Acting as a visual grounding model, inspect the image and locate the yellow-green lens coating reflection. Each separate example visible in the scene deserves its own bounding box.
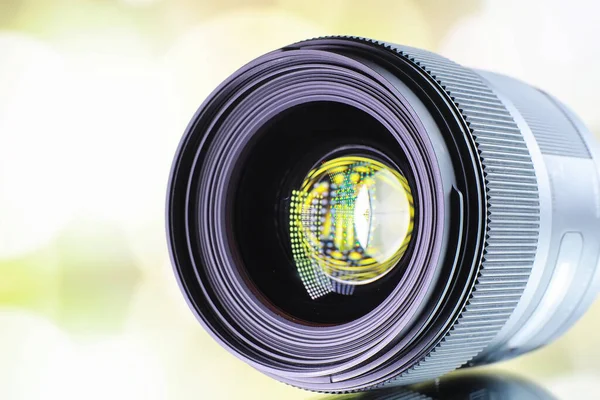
[289,156,414,299]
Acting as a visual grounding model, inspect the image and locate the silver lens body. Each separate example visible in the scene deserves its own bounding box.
[471,70,600,364]
[376,42,600,384]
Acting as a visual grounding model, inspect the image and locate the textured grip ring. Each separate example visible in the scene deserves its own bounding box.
[369,41,541,385]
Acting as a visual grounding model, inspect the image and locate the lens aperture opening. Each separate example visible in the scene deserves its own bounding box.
[290,156,414,299]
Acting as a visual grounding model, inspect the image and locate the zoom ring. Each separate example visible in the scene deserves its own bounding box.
[376,42,541,385]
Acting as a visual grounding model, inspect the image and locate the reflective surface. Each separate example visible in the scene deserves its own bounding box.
[317,371,556,399]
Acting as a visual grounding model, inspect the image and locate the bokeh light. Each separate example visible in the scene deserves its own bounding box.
[0,34,75,259]
[441,0,600,128]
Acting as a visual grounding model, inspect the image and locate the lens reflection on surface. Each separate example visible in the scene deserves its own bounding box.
[318,372,556,400]
[289,156,414,299]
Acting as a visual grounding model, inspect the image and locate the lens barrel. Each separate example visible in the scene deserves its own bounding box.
[167,36,600,392]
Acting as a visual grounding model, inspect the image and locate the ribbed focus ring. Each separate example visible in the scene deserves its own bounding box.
[371,42,542,385]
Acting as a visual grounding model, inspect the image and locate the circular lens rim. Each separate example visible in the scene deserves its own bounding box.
[176,48,445,371]
[166,37,487,392]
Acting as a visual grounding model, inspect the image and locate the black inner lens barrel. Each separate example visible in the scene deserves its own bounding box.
[233,101,418,324]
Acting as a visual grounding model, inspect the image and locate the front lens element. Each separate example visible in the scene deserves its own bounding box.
[290,156,414,299]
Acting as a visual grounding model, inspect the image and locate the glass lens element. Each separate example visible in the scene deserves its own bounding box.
[290,156,414,299]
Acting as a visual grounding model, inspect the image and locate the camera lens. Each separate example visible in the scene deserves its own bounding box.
[167,36,600,392]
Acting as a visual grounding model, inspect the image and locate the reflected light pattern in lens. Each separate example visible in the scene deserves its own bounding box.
[290,156,414,299]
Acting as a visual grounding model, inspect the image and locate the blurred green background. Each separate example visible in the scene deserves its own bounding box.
[1,0,599,399]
